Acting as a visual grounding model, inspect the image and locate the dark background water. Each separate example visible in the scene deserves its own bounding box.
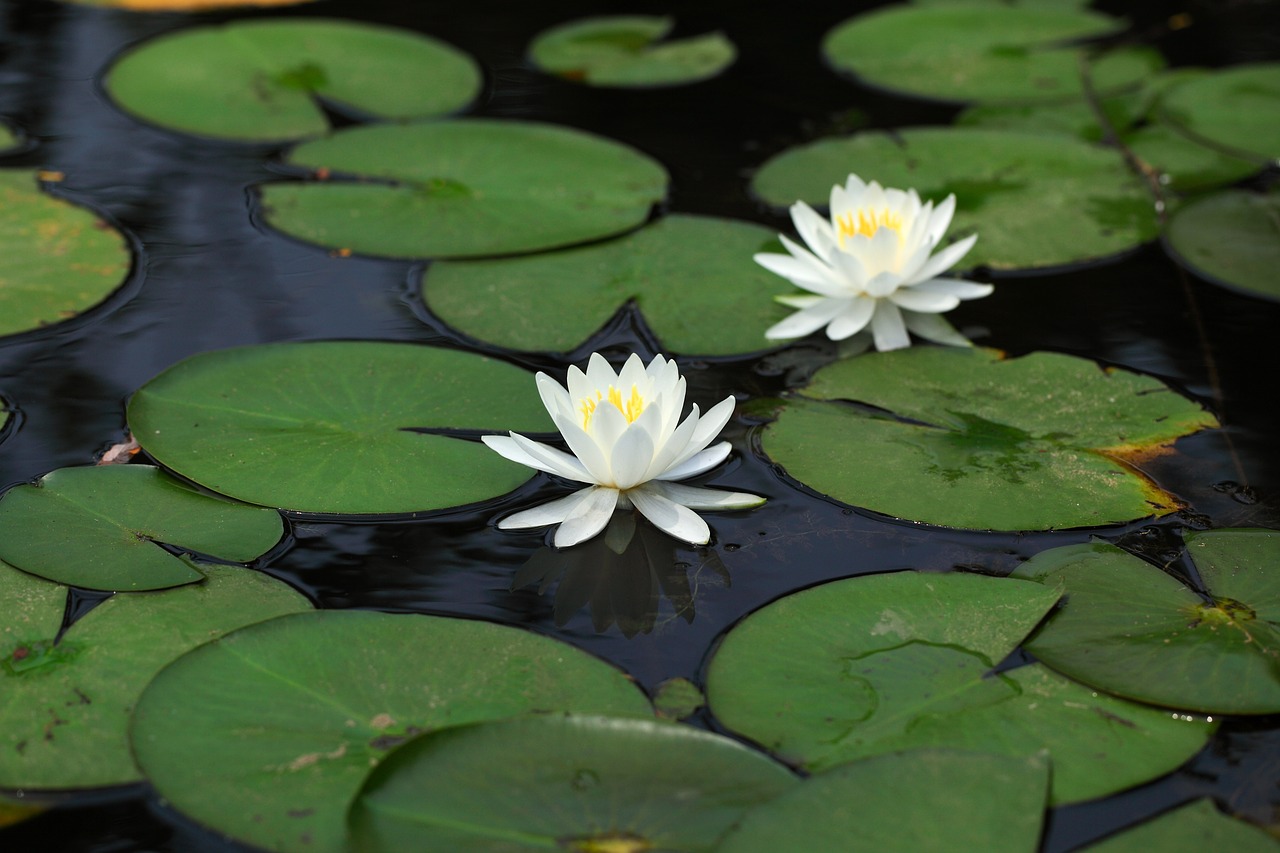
[0,0,1278,849]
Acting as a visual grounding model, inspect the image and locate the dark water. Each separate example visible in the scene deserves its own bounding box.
[0,0,1278,849]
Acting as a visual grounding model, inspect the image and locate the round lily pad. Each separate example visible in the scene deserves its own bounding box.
[351,714,796,852]
[0,465,284,591]
[423,215,790,354]
[762,347,1217,530]
[822,5,1161,105]
[705,571,1215,804]
[1012,530,1280,714]
[105,19,480,143]
[716,749,1048,853]
[1159,63,1280,161]
[751,127,1159,272]
[0,563,311,790]
[127,342,552,515]
[0,170,131,338]
[261,119,668,259]
[529,16,736,87]
[1086,798,1280,852]
[131,611,654,853]
[1165,189,1280,302]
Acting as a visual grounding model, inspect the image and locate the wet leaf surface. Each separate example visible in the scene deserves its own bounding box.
[1085,798,1280,851]
[1165,189,1280,302]
[1159,63,1280,162]
[529,15,736,87]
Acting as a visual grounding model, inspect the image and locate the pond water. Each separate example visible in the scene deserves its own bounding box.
[0,0,1278,850]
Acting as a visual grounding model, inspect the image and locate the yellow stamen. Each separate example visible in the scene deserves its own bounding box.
[580,384,647,430]
[835,208,902,247]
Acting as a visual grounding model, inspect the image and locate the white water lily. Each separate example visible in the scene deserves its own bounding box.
[482,353,764,548]
[755,173,993,351]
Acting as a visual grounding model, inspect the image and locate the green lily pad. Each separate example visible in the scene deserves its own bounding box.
[654,677,705,721]
[0,170,131,338]
[1012,530,1280,715]
[1086,798,1280,852]
[1159,63,1280,162]
[1165,189,1280,302]
[716,749,1048,853]
[423,215,790,354]
[127,342,552,515]
[529,16,736,87]
[822,5,1161,105]
[260,120,668,259]
[104,19,480,142]
[705,571,1215,805]
[350,714,796,852]
[762,347,1217,530]
[0,465,284,591]
[131,611,654,853]
[0,563,311,790]
[751,127,1159,272]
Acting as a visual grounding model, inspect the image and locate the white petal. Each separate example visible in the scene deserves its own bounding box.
[754,251,846,297]
[825,297,876,340]
[497,486,597,529]
[588,401,629,457]
[870,301,911,351]
[864,270,902,298]
[916,277,994,300]
[553,413,612,484]
[858,226,902,277]
[826,247,869,291]
[617,352,648,391]
[535,373,573,421]
[649,481,766,510]
[888,287,961,313]
[628,486,711,545]
[643,405,699,482]
[775,294,824,309]
[924,194,957,247]
[681,397,735,461]
[912,233,977,283]
[790,202,839,263]
[657,442,731,481]
[565,364,591,407]
[764,297,849,340]
[903,310,973,347]
[585,352,618,390]
[554,487,620,548]
[610,425,656,490]
[507,433,593,482]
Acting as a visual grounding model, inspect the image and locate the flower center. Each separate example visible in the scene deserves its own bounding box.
[835,207,903,247]
[580,384,646,430]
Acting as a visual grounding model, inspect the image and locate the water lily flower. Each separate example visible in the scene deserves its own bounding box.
[755,173,993,351]
[482,353,764,548]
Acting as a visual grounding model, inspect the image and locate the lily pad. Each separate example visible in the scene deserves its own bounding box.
[127,342,552,515]
[0,563,311,790]
[705,571,1215,804]
[1159,63,1280,162]
[716,749,1048,853]
[1086,798,1280,852]
[1165,189,1280,302]
[0,465,284,591]
[762,347,1217,530]
[822,5,1161,105]
[105,19,480,142]
[350,714,796,852]
[261,120,668,259]
[0,170,132,338]
[751,127,1159,272]
[130,611,654,853]
[1012,530,1280,714]
[423,215,790,354]
[529,16,736,87]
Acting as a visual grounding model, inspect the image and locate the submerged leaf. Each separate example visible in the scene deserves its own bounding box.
[529,15,736,87]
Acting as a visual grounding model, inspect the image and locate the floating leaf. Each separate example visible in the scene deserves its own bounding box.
[131,611,654,853]
[1013,530,1280,714]
[0,563,310,790]
[1165,189,1280,302]
[0,170,131,338]
[128,342,552,515]
[0,465,284,591]
[261,120,668,258]
[751,127,1159,272]
[350,714,796,852]
[0,125,19,152]
[821,5,1161,105]
[105,19,480,142]
[705,571,1215,804]
[529,15,735,87]
[1086,798,1280,852]
[716,749,1048,853]
[423,215,789,354]
[654,677,705,721]
[1159,63,1280,162]
[762,347,1217,530]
